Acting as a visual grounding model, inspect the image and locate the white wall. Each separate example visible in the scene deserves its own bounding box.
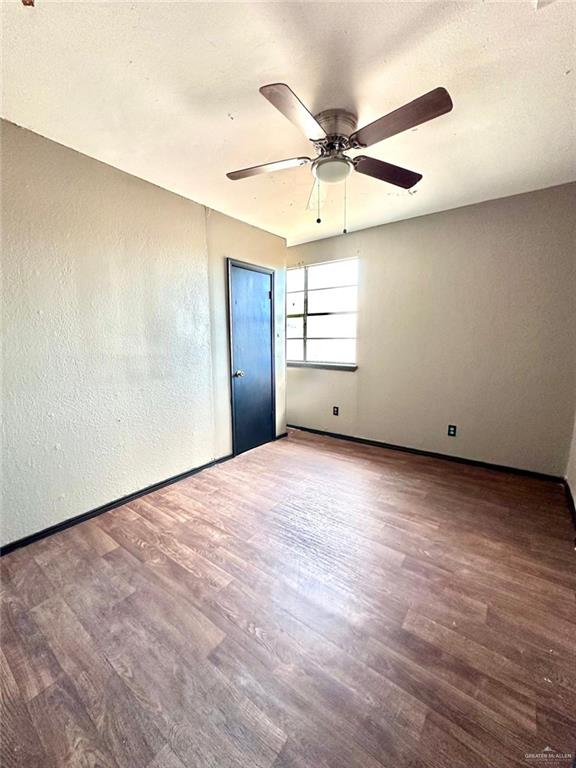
[1,121,286,546]
[287,184,576,476]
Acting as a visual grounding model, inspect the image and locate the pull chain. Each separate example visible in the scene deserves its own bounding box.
[316,180,321,224]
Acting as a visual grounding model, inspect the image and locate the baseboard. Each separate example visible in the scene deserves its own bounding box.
[1,432,290,557]
[0,452,234,557]
[564,480,576,530]
[2,428,566,557]
[287,424,564,483]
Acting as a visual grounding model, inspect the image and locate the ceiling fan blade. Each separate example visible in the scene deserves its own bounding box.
[350,87,453,148]
[353,155,422,189]
[260,83,326,141]
[227,156,311,180]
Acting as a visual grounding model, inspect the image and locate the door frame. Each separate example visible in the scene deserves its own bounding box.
[226,258,276,456]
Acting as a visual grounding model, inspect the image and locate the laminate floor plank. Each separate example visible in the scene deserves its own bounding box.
[31,595,164,767]
[0,548,52,610]
[146,744,188,768]
[210,635,400,768]
[1,429,574,767]
[0,584,63,702]
[27,675,120,768]
[0,648,51,768]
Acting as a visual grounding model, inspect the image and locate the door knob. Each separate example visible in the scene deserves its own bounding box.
[233,369,246,377]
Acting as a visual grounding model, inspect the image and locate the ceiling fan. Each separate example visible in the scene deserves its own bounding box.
[226,83,453,190]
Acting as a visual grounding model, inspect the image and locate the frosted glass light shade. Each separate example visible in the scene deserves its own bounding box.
[312,157,352,184]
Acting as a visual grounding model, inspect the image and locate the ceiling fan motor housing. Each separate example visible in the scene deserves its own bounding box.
[314,108,358,138]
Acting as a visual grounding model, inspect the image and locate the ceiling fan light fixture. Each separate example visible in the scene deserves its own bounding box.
[312,156,352,184]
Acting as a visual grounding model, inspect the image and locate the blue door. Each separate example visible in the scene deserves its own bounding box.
[228,260,275,455]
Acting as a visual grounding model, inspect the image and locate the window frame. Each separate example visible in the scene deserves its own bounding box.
[286,258,358,372]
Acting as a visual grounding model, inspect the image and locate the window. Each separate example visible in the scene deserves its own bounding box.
[286,258,358,368]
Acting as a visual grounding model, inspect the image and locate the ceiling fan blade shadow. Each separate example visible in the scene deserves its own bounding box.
[354,156,422,189]
[227,156,311,180]
[351,87,453,148]
[260,83,326,141]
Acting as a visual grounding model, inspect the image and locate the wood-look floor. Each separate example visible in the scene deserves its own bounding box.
[1,429,575,768]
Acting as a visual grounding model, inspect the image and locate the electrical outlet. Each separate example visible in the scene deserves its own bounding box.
[447,424,457,437]
[333,406,339,416]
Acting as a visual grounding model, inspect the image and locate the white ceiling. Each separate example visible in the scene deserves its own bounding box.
[2,1,575,245]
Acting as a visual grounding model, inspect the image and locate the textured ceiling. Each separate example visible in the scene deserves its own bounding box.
[2,1,575,245]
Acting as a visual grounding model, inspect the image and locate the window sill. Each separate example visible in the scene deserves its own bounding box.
[287,362,358,372]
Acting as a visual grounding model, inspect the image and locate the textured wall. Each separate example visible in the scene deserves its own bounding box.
[287,184,576,475]
[1,121,286,546]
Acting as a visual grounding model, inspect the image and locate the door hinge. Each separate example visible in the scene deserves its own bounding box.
[269,290,272,300]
